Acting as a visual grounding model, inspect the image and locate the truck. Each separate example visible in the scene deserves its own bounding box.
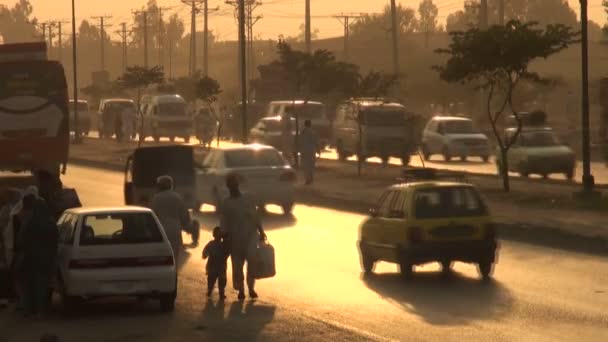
[0,42,70,176]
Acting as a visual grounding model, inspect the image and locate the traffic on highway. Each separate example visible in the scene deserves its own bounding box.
[1,5,608,341]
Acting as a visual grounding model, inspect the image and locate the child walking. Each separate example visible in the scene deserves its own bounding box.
[202,227,228,300]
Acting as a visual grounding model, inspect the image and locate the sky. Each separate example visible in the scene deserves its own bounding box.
[2,0,607,41]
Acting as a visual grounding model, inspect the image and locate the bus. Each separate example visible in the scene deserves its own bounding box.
[0,42,70,175]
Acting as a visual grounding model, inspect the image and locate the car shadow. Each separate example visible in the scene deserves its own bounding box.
[428,159,489,166]
[363,270,513,326]
[198,299,276,339]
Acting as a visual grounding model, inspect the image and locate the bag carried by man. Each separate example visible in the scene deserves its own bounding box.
[251,240,275,279]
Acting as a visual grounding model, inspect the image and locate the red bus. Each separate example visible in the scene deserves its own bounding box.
[0,42,70,175]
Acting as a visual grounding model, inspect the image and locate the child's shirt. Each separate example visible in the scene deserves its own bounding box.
[202,239,228,274]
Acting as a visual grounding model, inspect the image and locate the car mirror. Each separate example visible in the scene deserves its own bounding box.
[369,208,378,218]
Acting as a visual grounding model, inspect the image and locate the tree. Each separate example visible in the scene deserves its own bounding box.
[445,1,479,32]
[0,0,38,43]
[118,65,165,145]
[350,4,418,40]
[434,20,578,191]
[197,76,222,107]
[418,0,439,46]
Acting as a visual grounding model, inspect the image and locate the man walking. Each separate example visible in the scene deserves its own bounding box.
[299,120,318,185]
[216,174,266,300]
[149,176,191,262]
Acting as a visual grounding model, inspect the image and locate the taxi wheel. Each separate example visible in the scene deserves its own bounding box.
[160,292,176,312]
[565,169,575,181]
[169,136,176,142]
[184,136,191,143]
[399,260,414,279]
[442,147,452,162]
[380,155,390,166]
[460,155,467,162]
[482,155,490,163]
[478,261,493,281]
[441,261,453,274]
[153,135,160,142]
[421,145,431,161]
[400,155,411,166]
[281,203,294,215]
[359,243,375,274]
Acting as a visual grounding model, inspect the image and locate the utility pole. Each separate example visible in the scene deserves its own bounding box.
[134,10,149,68]
[183,1,204,76]
[202,0,220,76]
[116,23,131,72]
[56,21,70,63]
[92,15,113,71]
[40,22,47,43]
[239,0,247,143]
[157,6,171,70]
[47,22,55,57]
[305,0,311,53]
[390,0,400,75]
[71,0,80,142]
[579,0,595,194]
[246,1,262,85]
[334,13,363,62]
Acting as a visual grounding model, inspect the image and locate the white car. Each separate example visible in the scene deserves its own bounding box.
[421,116,491,162]
[196,144,296,214]
[55,207,177,312]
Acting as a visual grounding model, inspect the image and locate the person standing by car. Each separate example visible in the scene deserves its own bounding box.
[19,194,58,317]
[121,105,136,142]
[299,120,318,185]
[0,189,24,309]
[215,174,266,300]
[149,175,191,262]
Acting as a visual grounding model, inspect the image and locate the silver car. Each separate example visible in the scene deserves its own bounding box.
[421,116,491,162]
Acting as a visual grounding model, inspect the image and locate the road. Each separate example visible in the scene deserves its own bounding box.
[86,131,608,184]
[2,165,607,341]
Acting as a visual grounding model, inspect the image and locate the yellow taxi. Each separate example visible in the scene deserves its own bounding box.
[358,171,497,280]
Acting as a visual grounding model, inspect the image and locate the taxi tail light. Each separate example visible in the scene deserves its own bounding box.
[484,224,496,240]
[408,227,424,243]
[280,171,296,182]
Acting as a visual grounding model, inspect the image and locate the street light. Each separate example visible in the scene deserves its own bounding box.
[71,0,81,143]
[579,0,595,195]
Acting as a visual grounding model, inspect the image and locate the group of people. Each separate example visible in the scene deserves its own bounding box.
[0,171,81,317]
[281,115,319,185]
[150,173,266,301]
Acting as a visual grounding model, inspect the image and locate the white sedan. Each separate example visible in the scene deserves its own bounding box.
[196,144,296,214]
[55,207,177,313]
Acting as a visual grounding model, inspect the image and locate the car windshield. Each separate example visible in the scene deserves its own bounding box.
[286,103,324,119]
[414,187,487,219]
[441,120,477,134]
[360,109,405,126]
[80,213,163,245]
[159,102,187,116]
[224,148,287,168]
[519,131,560,147]
[104,102,134,113]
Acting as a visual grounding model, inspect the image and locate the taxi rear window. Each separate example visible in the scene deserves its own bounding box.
[414,186,487,219]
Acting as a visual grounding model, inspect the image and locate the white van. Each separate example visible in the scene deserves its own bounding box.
[139,94,193,142]
[265,100,331,147]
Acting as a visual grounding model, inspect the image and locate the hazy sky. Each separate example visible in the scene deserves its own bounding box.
[3,0,607,40]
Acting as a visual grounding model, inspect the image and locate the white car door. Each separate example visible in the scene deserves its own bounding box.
[196,151,225,206]
[56,213,79,287]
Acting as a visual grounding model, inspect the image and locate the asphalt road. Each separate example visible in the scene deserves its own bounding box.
[85,131,608,184]
[2,165,607,341]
